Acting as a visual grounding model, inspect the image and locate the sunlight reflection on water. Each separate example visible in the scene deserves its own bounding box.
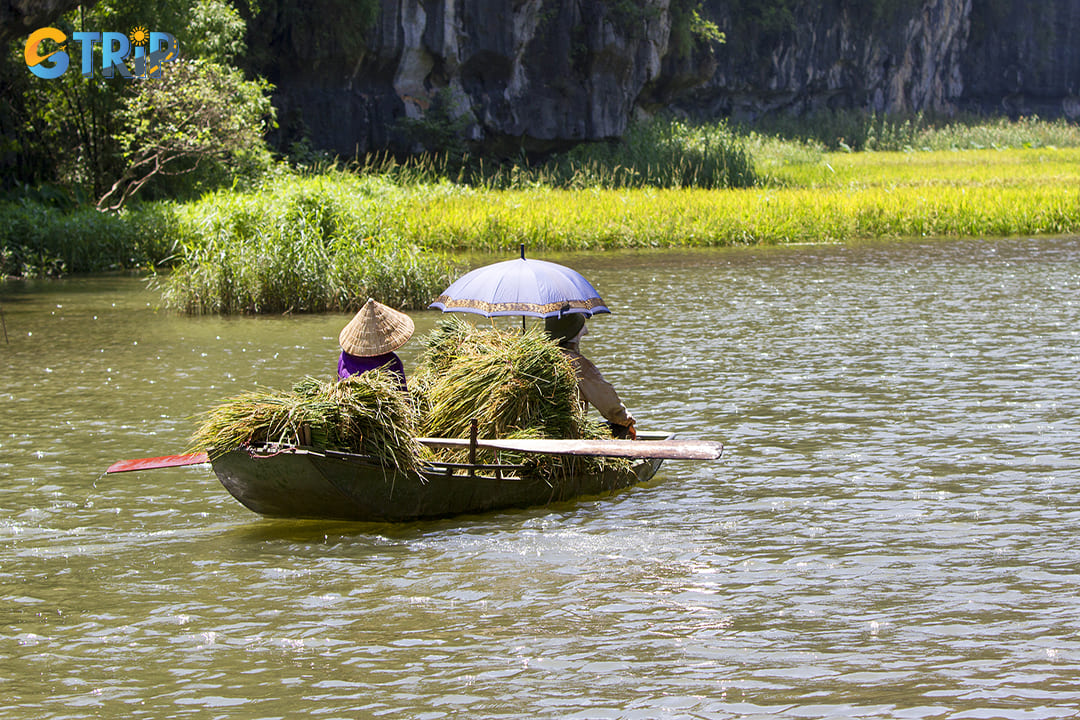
[2,236,1080,718]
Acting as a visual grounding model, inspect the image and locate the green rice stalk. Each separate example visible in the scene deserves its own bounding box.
[412,316,634,477]
[190,371,425,472]
[415,317,584,439]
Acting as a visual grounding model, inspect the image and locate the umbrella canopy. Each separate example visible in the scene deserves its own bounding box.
[429,251,610,319]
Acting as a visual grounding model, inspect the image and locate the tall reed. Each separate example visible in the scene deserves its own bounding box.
[352,116,757,190]
[0,200,178,277]
[158,173,458,314]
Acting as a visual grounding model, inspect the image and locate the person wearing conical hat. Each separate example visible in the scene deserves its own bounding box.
[338,298,415,390]
[545,310,636,440]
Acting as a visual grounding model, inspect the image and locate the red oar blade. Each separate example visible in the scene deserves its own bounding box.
[106,452,210,474]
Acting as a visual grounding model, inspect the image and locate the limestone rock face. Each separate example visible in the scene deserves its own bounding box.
[251,0,1080,156]
[959,0,1080,118]
[672,0,971,121]
[11,0,1080,157]
[263,0,675,156]
[392,0,672,150]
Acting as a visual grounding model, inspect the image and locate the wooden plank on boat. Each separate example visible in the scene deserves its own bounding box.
[415,436,723,460]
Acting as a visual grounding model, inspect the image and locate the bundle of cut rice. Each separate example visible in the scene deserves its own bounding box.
[414,316,596,441]
[412,317,631,478]
[189,371,424,472]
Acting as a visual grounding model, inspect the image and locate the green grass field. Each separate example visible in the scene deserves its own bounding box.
[380,146,1080,249]
[4,117,1079,312]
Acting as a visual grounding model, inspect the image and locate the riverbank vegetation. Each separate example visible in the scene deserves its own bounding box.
[156,174,458,313]
[4,114,1080,314]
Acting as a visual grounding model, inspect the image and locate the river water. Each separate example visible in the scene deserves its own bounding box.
[2,236,1079,719]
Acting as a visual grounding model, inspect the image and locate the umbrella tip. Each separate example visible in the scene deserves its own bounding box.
[520,243,525,259]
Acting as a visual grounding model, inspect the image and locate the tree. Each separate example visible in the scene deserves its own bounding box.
[97,58,274,210]
[5,0,276,204]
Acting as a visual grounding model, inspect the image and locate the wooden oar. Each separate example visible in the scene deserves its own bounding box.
[106,452,210,474]
[415,437,723,460]
[106,437,723,474]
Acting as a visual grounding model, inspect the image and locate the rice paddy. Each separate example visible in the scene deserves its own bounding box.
[5,117,1079,307]
[394,146,1080,249]
[160,144,1080,281]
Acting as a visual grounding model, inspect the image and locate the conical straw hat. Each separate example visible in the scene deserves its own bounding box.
[339,298,415,356]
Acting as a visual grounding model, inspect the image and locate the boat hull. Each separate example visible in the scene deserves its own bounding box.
[211,444,665,522]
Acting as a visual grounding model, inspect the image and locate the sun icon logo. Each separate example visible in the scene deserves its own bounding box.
[129,26,150,46]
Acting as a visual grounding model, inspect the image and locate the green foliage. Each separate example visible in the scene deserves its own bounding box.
[688,8,725,43]
[4,0,274,205]
[0,199,178,277]
[183,0,248,64]
[16,63,127,199]
[670,0,725,56]
[157,172,458,314]
[100,58,275,209]
[601,0,722,52]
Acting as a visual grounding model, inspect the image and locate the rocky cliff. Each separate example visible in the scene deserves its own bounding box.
[674,0,970,120]
[960,0,1080,117]
[243,0,1080,157]
[251,0,678,156]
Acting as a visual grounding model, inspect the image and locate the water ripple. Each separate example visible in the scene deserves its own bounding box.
[3,238,1080,718]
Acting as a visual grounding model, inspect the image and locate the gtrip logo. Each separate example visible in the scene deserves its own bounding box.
[25,27,179,79]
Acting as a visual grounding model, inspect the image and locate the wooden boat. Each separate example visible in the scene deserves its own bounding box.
[106,432,722,522]
[211,432,675,522]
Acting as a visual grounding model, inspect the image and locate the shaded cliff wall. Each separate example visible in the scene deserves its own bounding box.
[247,0,675,157]
[960,0,1080,118]
[669,0,969,121]
[244,0,1080,157]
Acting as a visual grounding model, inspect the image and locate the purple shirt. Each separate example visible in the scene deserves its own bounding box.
[338,351,407,391]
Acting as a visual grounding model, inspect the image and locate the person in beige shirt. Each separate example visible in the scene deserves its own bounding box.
[545,312,637,439]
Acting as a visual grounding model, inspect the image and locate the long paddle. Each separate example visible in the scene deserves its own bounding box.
[106,437,723,474]
[415,437,723,460]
